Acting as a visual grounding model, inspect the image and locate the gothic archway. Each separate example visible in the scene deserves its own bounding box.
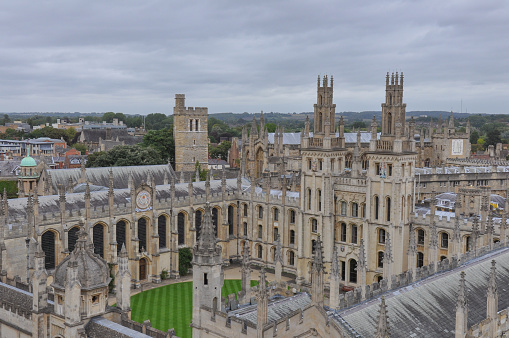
[255,148,264,178]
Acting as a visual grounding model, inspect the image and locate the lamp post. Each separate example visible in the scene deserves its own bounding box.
[25,237,30,284]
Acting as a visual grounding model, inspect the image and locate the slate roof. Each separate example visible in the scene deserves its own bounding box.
[46,164,176,191]
[337,247,509,338]
[85,317,151,338]
[267,132,380,145]
[228,293,311,325]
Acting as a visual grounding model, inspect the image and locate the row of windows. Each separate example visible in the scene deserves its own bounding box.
[253,244,296,265]
[338,201,366,218]
[250,223,296,245]
[377,228,450,249]
[249,205,296,223]
[334,223,360,244]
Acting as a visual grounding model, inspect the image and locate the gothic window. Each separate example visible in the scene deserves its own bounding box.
[349,259,358,283]
[68,226,79,252]
[386,197,391,222]
[228,205,234,236]
[345,154,352,169]
[311,240,316,254]
[243,222,248,236]
[441,232,449,248]
[243,203,248,217]
[352,203,358,217]
[177,213,185,245]
[273,228,278,242]
[138,218,147,252]
[308,189,312,210]
[258,206,263,219]
[189,119,193,131]
[388,113,392,134]
[258,225,263,239]
[116,220,126,254]
[311,219,318,233]
[290,230,295,245]
[41,230,55,270]
[289,251,295,266]
[158,215,167,249]
[340,223,347,242]
[341,261,346,281]
[378,228,386,244]
[351,225,358,244]
[341,201,347,216]
[289,210,296,224]
[195,119,199,131]
[417,229,425,245]
[317,190,322,211]
[388,164,393,176]
[273,208,279,222]
[257,245,263,259]
[465,236,471,252]
[195,210,202,241]
[374,196,379,219]
[212,208,219,237]
[93,224,104,258]
[377,251,384,268]
[417,252,424,267]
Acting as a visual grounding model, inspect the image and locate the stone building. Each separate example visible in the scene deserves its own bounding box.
[173,94,208,172]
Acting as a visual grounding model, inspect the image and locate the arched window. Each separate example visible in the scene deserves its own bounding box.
[352,203,358,217]
[243,204,248,217]
[290,230,295,245]
[68,227,79,252]
[195,210,202,241]
[273,228,279,242]
[243,222,248,236]
[289,251,295,266]
[177,213,186,245]
[378,251,384,268]
[378,228,386,244]
[417,229,425,245]
[417,252,424,267]
[308,189,312,210]
[189,119,193,131]
[258,225,263,239]
[317,189,322,211]
[93,224,104,258]
[349,259,357,283]
[138,218,147,252]
[386,197,391,222]
[257,245,263,259]
[273,208,279,222]
[345,154,352,169]
[465,236,471,252]
[311,239,316,254]
[289,210,296,224]
[195,119,199,131]
[341,201,347,216]
[41,231,56,270]
[116,220,126,254]
[340,223,347,242]
[351,225,358,244]
[312,219,318,233]
[158,215,167,249]
[388,112,392,134]
[258,206,263,219]
[374,196,379,220]
[212,208,218,237]
[441,232,449,248]
[228,205,234,236]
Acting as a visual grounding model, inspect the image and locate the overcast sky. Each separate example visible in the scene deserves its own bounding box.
[0,0,507,115]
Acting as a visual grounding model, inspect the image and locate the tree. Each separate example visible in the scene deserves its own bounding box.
[209,141,231,161]
[72,143,87,155]
[352,121,366,129]
[265,122,277,132]
[179,247,193,276]
[86,145,165,167]
[145,113,172,130]
[192,161,208,181]
[141,128,175,165]
[486,128,502,147]
[470,130,479,145]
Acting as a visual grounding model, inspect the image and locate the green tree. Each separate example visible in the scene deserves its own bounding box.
[72,143,87,155]
[192,161,208,181]
[209,141,231,161]
[486,128,502,147]
[86,145,165,167]
[470,130,479,144]
[352,121,366,129]
[265,122,277,132]
[145,113,172,130]
[141,128,175,165]
[178,248,193,276]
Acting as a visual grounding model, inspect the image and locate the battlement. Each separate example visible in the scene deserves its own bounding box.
[174,106,208,116]
[385,71,404,89]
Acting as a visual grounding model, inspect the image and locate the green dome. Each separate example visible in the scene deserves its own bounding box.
[20,156,37,167]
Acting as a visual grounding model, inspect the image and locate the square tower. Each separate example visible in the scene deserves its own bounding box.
[173,94,209,172]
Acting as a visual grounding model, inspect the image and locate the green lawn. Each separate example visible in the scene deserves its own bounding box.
[131,279,258,338]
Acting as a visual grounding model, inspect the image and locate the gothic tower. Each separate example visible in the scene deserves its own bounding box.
[381,72,406,145]
[313,75,336,136]
[192,203,224,338]
[173,94,209,172]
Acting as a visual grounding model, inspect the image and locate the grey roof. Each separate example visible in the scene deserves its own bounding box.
[80,128,139,143]
[228,293,311,325]
[267,132,380,145]
[338,247,509,338]
[86,317,151,338]
[46,164,176,191]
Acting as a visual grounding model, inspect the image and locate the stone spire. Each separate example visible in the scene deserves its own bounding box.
[375,296,390,338]
[358,238,367,298]
[304,115,310,137]
[32,242,48,313]
[239,242,252,303]
[408,225,417,277]
[486,260,498,322]
[116,243,131,313]
[108,167,114,197]
[330,245,341,309]
[455,271,468,338]
[501,210,507,245]
[471,216,480,252]
[311,235,324,305]
[428,221,438,271]
[486,212,494,249]
[383,232,393,287]
[196,203,218,252]
[250,116,258,139]
[274,234,283,285]
[195,165,200,182]
[256,267,268,337]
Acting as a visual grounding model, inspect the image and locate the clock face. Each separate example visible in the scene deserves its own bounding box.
[136,191,151,209]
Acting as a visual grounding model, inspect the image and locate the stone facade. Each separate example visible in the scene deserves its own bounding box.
[173,94,208,172]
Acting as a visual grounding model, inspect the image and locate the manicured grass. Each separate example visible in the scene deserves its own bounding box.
[131,279,258,338]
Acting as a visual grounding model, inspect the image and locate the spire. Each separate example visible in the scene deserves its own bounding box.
[375,296,390,338]
[108,167,114,197]
[196,203,217,252]
[312,235,324,272]
[383,232,393,265]
[304,115,310,137]
[274,234,283,264]
[331,245,340,278]
[195,166,200,182]
[408,225,417,254]
[455,271,468,338]
[429,221,438,248]
[449,111,455,129]
[488,260,497,296]
[250,116,258,138]
[457,271,467,309]
[358,238,366,269]
[84,182,90,200]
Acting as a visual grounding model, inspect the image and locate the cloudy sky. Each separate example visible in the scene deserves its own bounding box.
[0,0,507,115]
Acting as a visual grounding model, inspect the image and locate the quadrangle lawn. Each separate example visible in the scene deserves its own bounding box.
[131,279,258,338]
